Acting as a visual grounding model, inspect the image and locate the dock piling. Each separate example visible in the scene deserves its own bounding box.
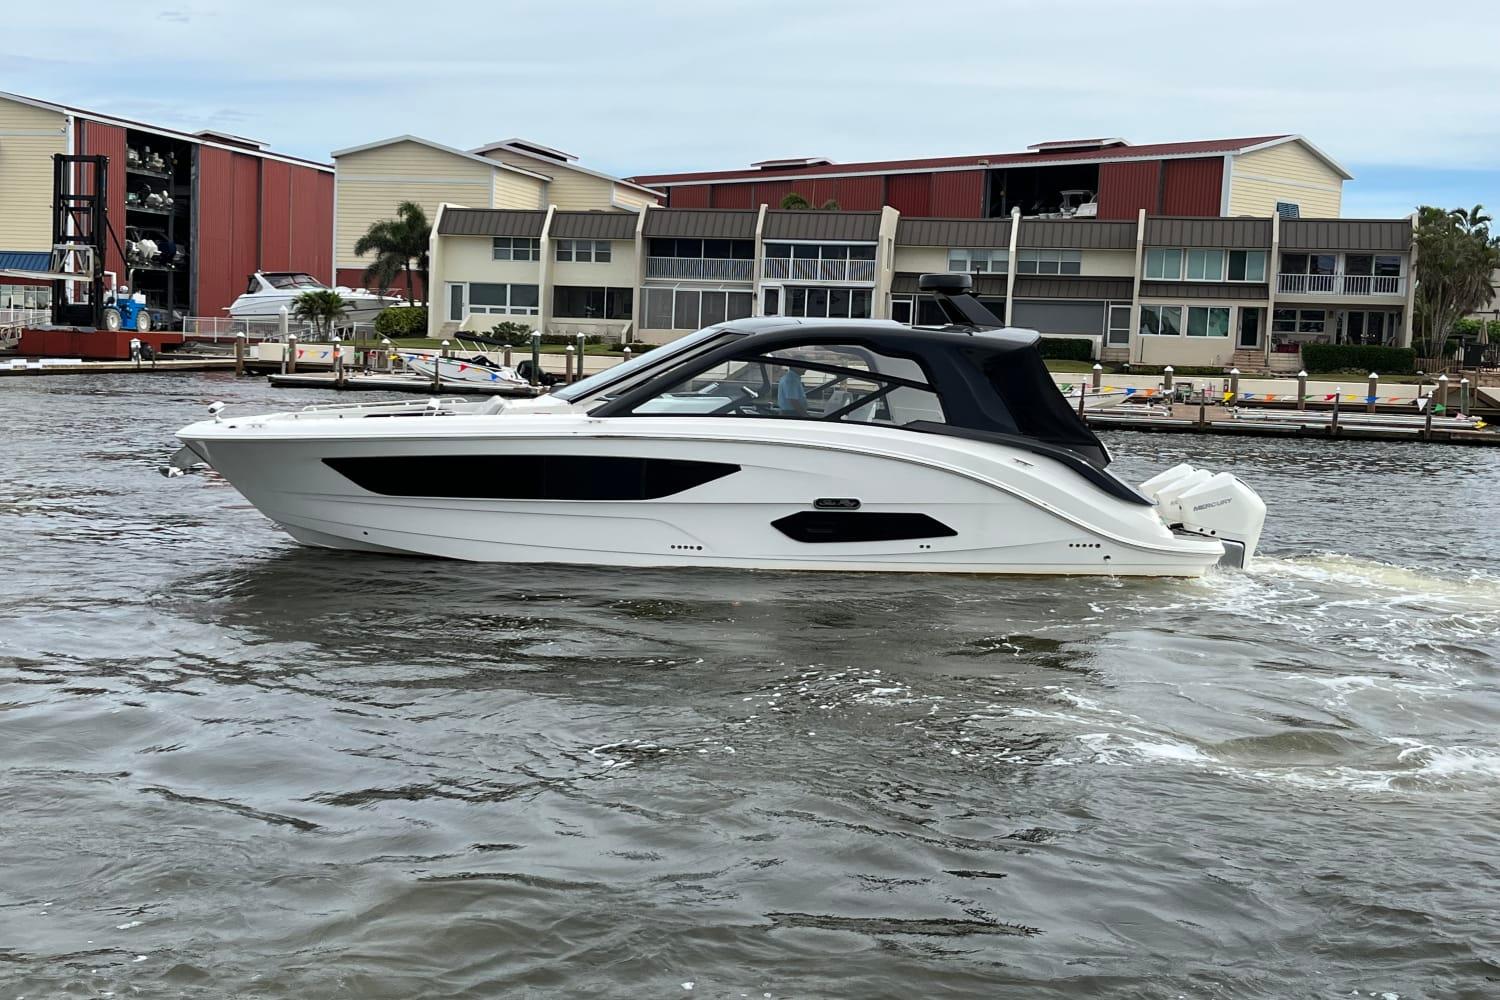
[1461,377,1470,416]
[565,345,576,384]
[1091,363,1102,390]
[623,346,632,366]
[382,338,393,373]
[1331,387,1341,436]
[285,334,298,374]
[1367,372,1378,413]
[332,337,344,387]
[1424,392,1435,441]
[1162,365,1173,392]
[1228,367,1240,409]
[234,332,246,376]
[1438,373,1449,414]
[576,334,587,382]
[1297,370,1308,411]
[529,331,541,387]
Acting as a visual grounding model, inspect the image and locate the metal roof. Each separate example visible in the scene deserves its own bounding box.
[1145,217,1272,248]
[550,211,639,240]
[437,208,547,238]
[1017,220,1137,250]
[1014,277,1135,300]
[0,89,332,172]
[0,250,51,271]
[1280,218,1412,252]
[762,210,881,241]
[891,272,1007,296]
[1140,280,1270,301]
[642,208,757,239]
[331,134,551,181]
[897,218,1012,247]
[630,135,1304,185]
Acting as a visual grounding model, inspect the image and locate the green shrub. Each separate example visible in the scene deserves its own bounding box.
[616,341,656,354]
[486,321,534,345]
[373,306,428,338]
[1301,343,1417,374]
[1037,337,1095,361]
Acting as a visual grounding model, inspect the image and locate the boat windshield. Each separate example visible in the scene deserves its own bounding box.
[551,325,745,404]
[262,273,327,291]
[617,342,947,427]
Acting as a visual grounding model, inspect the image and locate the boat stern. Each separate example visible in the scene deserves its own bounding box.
[1140,463,1267,569]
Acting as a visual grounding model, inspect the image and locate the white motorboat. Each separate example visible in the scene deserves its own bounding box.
[176,275,1265,576]
[1063,385,1131,411]
[227,271,403,324]
[402,350,530,389]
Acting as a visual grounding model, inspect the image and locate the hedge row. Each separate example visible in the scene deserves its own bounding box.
[1037,337,1095,361]
[373,306,428,337]
[1301,344,1417,374]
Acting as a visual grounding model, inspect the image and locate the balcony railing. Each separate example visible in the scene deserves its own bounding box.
[761,258,877,283]
[645,257,753,282]
[1277,273,1404,296]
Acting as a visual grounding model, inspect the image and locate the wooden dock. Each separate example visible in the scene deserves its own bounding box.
[1086,404,1499,446]
[1,357,238,375]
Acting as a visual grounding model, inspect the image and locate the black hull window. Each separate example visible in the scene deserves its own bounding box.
[772,511,956,543]
[325,455,738,500]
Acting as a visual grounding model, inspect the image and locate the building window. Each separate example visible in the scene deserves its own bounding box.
[1185,249,1225,282]
[1280,253,1336,276]
[1343,254,1402,277]
[1016,249,1081,275]
[1185,306,1231,337]
[1276,201,1300,219]
[1139,304,1183,336]
[1144,248,1182,281]
[642,287,753,330]
[492,237,540,261]
[889,295,914,324]
[783,285,873,319]
[1272,308,1326,334]
[947,248,1009,273]
[555,239,612,263]
[553,285,632,320]
[1227,250,1267,282]
[646,238,755,259]
[449,281,540,319]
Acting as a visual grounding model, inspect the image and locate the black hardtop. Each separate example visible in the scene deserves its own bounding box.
[594,319,1113,474]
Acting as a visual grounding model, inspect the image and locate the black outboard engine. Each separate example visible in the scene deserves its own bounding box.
[917,273,1004,330]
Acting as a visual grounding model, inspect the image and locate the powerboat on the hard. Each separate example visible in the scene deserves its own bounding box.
[227,271,403,324]
[176,275,1265,576]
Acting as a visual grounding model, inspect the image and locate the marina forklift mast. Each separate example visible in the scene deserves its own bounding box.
[50,154,109,328]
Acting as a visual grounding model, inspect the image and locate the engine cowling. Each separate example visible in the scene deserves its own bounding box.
[1140,464,1267,569]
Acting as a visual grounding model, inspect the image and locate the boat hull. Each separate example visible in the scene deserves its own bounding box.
[403,355,528,388]
[178,415,1226,577]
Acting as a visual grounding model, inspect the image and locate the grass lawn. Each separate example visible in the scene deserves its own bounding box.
[1043,360,1100,373]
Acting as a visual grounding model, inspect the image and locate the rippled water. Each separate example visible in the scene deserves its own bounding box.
[3,372,1498,998]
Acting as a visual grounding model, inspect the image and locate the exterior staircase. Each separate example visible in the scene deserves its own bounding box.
[1231,348,1302,374]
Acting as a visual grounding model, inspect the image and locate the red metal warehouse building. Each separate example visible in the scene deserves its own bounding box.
[629,136,1288,221]
[0,91,332,322]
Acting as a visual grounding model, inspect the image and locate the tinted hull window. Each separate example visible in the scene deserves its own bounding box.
[772,512,957,543]
[325,455,739,500]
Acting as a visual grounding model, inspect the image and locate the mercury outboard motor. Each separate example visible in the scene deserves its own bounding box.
[1139,463,1267,569]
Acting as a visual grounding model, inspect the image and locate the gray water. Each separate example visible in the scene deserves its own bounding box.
[2,372,1498,999]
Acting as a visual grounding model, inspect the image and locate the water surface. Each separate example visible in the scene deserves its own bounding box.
[2,372,1498,998]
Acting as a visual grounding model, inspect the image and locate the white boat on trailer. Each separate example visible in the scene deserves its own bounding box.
[227,271,403,325]
[176,274,1265,576]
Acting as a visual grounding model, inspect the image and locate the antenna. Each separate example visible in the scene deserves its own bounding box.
[917,273,1003,329]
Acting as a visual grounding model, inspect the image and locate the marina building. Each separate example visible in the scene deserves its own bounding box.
[428,203,1415,371]
[628,135,1349,222]
[331,137,660,297]
[0,90,332,319]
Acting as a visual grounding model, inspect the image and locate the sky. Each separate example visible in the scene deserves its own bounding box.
[4,0,1497,218]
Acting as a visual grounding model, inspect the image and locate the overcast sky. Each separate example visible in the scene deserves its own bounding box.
[4,0,1496,217]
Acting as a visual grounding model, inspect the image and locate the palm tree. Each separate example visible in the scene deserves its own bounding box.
[780,192,810,210]
[292,289,348,341]
[1414,204,1500,357]
[820,199,840,211]
[354,201,430,305]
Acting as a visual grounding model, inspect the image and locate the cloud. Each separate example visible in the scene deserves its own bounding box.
[1,0,1496,215]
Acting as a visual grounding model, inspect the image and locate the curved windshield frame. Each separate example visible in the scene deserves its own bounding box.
[551,325,744,404]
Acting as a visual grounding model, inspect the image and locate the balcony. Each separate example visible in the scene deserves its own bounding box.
[645,257,753,282]
[762,258,877,283]
[1277,273,1404,296]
